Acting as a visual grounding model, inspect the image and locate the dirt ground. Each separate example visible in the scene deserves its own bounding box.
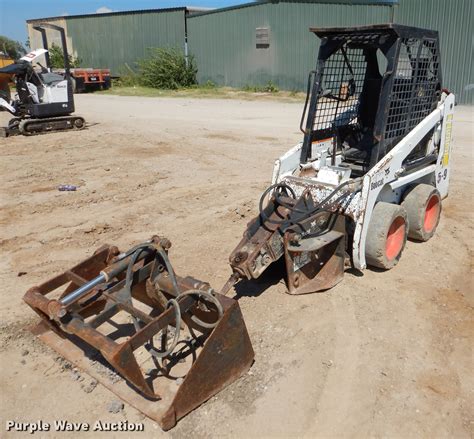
[0,95,472,439]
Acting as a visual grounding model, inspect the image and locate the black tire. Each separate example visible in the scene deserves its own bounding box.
[365,202,408,270]
[73,117,85,129]
[402,184,441,242]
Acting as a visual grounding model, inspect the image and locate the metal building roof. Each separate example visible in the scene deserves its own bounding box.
[189,0,399,17]
[26,6,212,23]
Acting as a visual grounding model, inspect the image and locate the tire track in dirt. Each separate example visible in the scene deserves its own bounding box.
[308,289,361,436]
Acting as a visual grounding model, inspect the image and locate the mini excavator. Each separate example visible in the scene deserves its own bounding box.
[0,24,84,136]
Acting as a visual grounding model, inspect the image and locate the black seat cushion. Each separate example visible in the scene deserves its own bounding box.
[343,129,374,163]
[41,72,65,85]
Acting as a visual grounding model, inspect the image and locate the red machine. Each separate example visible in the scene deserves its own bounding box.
[72,68,111,92]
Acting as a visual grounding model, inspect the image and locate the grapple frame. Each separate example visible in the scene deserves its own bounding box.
[23,236,254,430]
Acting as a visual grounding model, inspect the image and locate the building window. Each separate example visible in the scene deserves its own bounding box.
[256,27,270,49]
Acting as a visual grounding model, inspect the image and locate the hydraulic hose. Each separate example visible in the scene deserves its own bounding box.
[145,289,223,360]
[125,245,154,300]
[177,289,224,329]
[259,178,360,228]
[146,298,182,359]
[123,243,223,360]
[156,248,180,296]
[123,243,182,359]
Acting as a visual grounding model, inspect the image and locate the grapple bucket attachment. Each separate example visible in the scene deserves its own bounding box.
[23,236,254,430]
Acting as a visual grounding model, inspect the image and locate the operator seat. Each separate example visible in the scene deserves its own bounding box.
[40,72,65,86]
[341,47,384,169]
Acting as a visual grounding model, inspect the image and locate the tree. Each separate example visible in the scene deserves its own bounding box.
[0,36,26,59]
[48,43,81,68]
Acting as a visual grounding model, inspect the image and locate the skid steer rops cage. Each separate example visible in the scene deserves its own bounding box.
[300,24,442,173]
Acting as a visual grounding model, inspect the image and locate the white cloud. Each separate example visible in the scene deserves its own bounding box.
[96,6,113,14]
[61,12,69,16]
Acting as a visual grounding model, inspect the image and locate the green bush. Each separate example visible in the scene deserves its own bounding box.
[242,80,279,93]
[49,43,81,68]
[201,80,217,89]
[265,80,279,93]
[115,63,140,87]
[137,47,197,89]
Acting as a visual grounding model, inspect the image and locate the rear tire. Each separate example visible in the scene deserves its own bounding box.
[365,202,408,270]
[402,184,441,241]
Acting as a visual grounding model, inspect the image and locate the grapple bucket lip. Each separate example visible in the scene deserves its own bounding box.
[28,292,254,431]
[31,320,177,427]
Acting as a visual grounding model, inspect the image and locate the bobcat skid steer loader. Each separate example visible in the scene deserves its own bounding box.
[228,24,455,295]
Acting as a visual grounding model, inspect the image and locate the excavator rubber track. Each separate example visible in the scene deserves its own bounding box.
[10,115,86,136]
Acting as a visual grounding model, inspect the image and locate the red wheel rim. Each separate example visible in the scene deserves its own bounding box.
[385,216,406,260]
[423,194,440,233]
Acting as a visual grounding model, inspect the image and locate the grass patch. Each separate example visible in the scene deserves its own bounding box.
[242,81,279,93]
[97,84,306,101]
[102,49,303,101]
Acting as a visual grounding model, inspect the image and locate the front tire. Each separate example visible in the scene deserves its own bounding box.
[73,117,85,129]
[365,202,408,269]
[402,184,441,242]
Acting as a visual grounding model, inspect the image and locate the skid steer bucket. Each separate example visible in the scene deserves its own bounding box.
[23,236,254,430]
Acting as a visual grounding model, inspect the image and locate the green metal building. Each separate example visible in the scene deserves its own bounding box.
[26,0,472,103]
[393,0,473,104]
[188,0,472,103]
[188,1,391,90]
[26,8,194,76]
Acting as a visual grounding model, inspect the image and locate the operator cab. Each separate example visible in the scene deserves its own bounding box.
[299,24,442,182]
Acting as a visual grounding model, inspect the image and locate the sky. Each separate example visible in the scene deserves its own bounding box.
[0,0,250,46]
